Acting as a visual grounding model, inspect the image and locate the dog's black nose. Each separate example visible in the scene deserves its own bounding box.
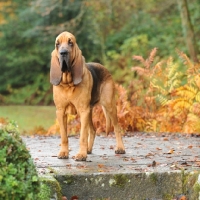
[60,49,68,56]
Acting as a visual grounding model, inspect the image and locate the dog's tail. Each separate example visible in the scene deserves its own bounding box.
[102,106,112,136]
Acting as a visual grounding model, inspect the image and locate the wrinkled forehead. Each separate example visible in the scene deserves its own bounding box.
[55,31,76,43]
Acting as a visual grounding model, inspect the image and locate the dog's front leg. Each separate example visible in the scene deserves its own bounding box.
[75,108,91,161]
[56,108,69,159]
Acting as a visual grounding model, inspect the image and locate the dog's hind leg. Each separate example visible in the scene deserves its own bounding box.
[87,108,96,154]
[102,106,112,135]
[100,80,125,154]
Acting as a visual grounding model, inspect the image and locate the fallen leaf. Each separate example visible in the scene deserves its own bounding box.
[66,164,72,169]
[98,164,105,168]
[176,194,187,200]
[166,156,172,158]
[145,152,154,157]
[130,157,136,162]
[76,164,86,169]
[123,157,129,161]
[164,149,174,154]
[147,160,156,167]
[152,160,157,167]
[98,169,106,172]
[187,145,193,149]
[180,161,191,166]
[71,195,78,200]
[170,164,176,168]
[163,138,169,141]
[156,147,162,150]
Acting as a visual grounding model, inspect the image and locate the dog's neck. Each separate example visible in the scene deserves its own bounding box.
[61,72,74,86]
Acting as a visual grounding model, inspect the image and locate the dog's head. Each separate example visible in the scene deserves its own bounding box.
[50,31,84,86]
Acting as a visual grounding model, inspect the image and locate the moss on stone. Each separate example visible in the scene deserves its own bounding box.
[38,176,62,200]
[63,175,74,185]
[162,193,174,200]
[110,174,129,188]
[149,173,158,185]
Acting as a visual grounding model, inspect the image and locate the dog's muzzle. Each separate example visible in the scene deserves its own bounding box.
[60,49,68,56]
[59,50,71,72]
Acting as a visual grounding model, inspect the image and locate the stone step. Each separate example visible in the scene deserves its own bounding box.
[22,134,200,200]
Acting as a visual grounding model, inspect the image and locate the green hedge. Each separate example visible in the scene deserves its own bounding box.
[0,122,40,200]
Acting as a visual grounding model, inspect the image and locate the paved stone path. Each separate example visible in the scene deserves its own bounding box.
[22,133,200,175]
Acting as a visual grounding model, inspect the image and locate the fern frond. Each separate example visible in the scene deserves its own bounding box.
[132,55,146,66]
[166,56,173,67]
[187,63,199,76]
[144,111,156,119]
[167,58,179,79]
[183,113,200,133]
[152,60,164,76]
[144,96,156,105]
[156,94,168,106]
[135,117,146,131]
[145,47,157,69]
[170,98,192,110]
[186,113,200,123]
[176,49,193,69]
[190,102,200,116]
[185,85,198,94]
[150,80,168,95]
[167,75,181,92]
[174,85,198,100]
[194,74,200,89]
[131,66,150,76]
[145,119,157,132]
[195,92,200,103]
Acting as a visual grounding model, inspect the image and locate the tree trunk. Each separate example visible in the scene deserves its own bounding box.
[177,0,199,62]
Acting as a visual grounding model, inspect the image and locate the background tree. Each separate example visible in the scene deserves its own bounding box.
[177,0,199,62]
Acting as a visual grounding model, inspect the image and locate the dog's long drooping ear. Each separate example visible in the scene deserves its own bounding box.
[50,50,62,86]
[71,44,84,85]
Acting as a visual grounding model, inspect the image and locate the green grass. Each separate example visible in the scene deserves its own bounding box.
[0,106,56,133]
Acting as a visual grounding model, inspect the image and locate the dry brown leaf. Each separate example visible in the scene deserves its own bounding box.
[163,138,169,141]
[98,164,105,168]
[165,149,174,154]
[145,152,155,157]
[71,195,79,200]
[156,147,162,150]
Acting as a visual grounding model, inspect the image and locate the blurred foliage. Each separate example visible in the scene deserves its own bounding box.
[0,0,199,105]
[0,121,40,199]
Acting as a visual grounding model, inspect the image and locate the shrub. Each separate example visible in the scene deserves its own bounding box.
[0,121,40,200]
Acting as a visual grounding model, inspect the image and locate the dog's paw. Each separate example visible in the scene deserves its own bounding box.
[75,153,87,161]
[57,151,69,159]
[87,149,92,154]
[115,148,126,154]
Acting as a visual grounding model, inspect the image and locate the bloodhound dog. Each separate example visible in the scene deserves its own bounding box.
[50,31,125,161]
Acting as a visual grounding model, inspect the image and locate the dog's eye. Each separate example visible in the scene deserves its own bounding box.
[56,41,60,47]
[68,40,73,46]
